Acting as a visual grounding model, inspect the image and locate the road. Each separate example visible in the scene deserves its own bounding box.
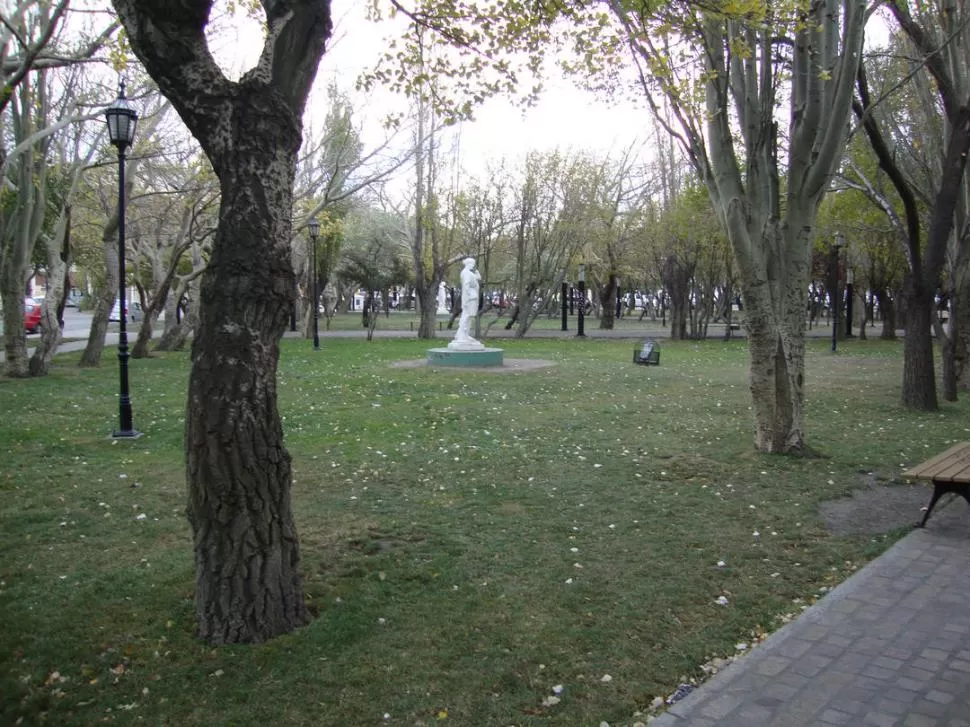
[56,307,98,339]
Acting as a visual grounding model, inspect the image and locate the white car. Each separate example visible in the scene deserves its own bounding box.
[109,300,144,322]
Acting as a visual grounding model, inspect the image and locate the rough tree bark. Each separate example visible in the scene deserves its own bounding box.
[113,0,332,644]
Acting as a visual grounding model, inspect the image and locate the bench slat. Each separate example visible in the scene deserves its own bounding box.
[904,442,970,483]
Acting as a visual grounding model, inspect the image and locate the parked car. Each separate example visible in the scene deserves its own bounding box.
[65,290,84,308]
[109,300,144,323]
[24,297,42,333]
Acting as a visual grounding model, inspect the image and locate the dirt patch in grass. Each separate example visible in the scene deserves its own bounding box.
[819,476,935,535]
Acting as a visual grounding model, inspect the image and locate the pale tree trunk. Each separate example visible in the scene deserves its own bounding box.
[114,0,331,643]
[410,67,445,340]
[131,210,192,359]
[737,221,813,453]
[609,0,865,451]
[28,210,71,376]
[78,207,121,368]
[1,291,29,377]
[2,88,46,378]
[1,5,107,377]
[155,246,205,352]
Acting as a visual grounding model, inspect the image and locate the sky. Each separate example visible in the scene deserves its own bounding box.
[205,2,653,180]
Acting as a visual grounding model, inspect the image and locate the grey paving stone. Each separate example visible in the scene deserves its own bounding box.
[817,708,854,725]
[902,715,938,727]
[913,658,947,673]
[774,637,814,659]
[873,656,907,671]
[756,681,800,704]
[638,521,970,726]
[864,665,901,680]
[885,647,916,660]
[902,666,938,683]
[875,698,913,716]
[734,704,774,722]
[864,712,902,727]
[913,699,949,718]
[925,689,956,705]
[698,693,744,719]
[754,655,792,677]
[883,687,920,705]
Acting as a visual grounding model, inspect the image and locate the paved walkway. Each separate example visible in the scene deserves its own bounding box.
[652,499,970,727]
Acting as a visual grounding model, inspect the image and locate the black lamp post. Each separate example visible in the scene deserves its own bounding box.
[845,265,854,338]
[576,264,586,338]
[560,269,568,332]
[831,231,844,353]
[105,80,141,439]
[308,218,320,351]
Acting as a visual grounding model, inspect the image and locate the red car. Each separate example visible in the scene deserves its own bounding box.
[24,297,42,333]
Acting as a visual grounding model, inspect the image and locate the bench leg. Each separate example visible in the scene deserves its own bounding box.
[917,483,946,528]
[917,481,970,528]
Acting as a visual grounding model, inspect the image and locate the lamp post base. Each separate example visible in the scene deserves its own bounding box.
[111,429,143,440]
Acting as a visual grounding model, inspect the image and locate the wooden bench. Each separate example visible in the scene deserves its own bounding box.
[903,442,970,527]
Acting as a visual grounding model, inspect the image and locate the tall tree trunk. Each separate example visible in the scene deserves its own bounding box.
[29,210,71,376]
[873,289,897,339]
[114,0,331,644]
[1,290,29,377]
[185,115,310,645]
[598,273,617,330]
[415,283,438,338]
[901,276,938,410]
[735,219,814,453]
[662,256,690,340]
[78,233,119,368]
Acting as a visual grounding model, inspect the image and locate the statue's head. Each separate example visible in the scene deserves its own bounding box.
[463,257,475,268]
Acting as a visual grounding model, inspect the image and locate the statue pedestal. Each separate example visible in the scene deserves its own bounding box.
[447,339,485,351]
[427,346,504,368]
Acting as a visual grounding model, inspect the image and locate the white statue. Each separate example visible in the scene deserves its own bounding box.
[448,257,484,350]
[437,281,449,314]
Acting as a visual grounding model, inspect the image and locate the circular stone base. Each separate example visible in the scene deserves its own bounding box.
[427,347,504,367]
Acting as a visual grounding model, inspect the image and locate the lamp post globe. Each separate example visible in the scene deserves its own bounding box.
[105,79,141,439]
[308,218,320,351]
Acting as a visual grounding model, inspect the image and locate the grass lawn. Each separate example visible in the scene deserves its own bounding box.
[1,336,965,726]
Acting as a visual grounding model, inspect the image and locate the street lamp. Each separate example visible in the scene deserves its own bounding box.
[560,269,568,332]
[308,218,320,351]
[105,79,141,439]
[831,231,844,353]
[845,266,854,338]
[576,264,586,338]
